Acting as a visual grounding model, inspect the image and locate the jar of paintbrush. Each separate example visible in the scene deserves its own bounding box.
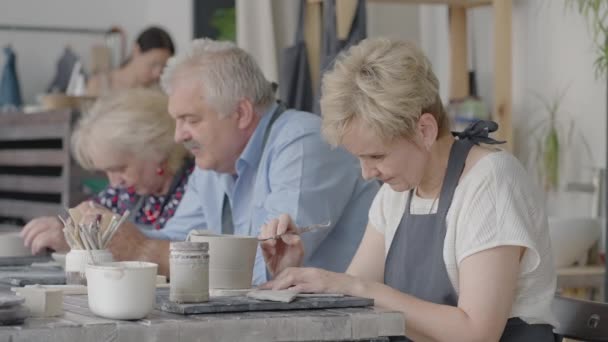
[59,208,128,285]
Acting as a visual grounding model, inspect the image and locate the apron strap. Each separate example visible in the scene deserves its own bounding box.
[435,140,474,218]
[436,120,506,217]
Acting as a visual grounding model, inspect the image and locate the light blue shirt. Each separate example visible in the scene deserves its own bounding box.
[144,103,379,285]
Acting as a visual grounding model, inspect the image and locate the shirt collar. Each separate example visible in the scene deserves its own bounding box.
[236,102,280,173]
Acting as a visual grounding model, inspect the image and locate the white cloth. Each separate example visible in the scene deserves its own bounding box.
[369,151,557,326]
[236,0,299,83]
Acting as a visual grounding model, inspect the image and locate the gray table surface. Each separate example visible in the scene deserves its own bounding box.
[0,289,405,342]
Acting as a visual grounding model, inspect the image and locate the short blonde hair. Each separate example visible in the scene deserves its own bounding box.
[160,38,275,117]
[320,38,449,146]
[72,88,187,173]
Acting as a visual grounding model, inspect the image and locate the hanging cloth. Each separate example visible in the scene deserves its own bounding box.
[313,0,367,114]
[0,46,23,109]
[47,47,80,93]
[279,0,314,112]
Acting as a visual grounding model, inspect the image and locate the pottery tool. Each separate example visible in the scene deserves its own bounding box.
[257,221,332,242]
[58,207,129,252]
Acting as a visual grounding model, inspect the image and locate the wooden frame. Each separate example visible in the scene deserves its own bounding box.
[304,0,513,150]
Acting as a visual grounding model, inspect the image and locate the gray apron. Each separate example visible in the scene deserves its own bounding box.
[384,121,555,341]
[279,0,314,113]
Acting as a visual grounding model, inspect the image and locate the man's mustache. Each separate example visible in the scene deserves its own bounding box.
[183,140,202,151]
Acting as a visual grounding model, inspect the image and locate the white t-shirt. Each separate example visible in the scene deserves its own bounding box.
[369,151,557,326]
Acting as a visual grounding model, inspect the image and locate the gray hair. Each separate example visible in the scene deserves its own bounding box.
[161,38,275,116]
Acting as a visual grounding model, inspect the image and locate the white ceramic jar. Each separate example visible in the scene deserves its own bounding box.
[86,261,158,320]
[65,249,113,285]
[169,241,209,303]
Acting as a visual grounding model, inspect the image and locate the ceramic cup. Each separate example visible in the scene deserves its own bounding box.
[187,231,258,289]
[86,261,158,320]
[65,249,113,285]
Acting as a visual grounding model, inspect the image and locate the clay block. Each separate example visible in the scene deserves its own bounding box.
[23,284,87,295]
[246,290,298,303]
[210,288,252,297]
[296,293,344,298]
[12,286,63,317]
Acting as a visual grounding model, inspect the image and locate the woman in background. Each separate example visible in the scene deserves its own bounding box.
[87,26,175,96]
[22,88,193,254]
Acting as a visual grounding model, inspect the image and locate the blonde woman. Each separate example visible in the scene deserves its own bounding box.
[22,88,193,254]
[259,38,557,341]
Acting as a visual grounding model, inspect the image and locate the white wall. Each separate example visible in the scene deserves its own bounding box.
[0,0,192,104]
[466,1,605,215]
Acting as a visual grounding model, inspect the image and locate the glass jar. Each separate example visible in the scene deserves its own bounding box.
[65,249,113,285]
[169,241,209,303]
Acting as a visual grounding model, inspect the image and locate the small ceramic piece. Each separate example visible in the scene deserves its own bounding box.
[11,286,63,317]
[51,252,67,268]
[0,232,32,258]
[86,261,158,320]
[246,290,298,303]
[21,284,87,295]
[187,231,257,289]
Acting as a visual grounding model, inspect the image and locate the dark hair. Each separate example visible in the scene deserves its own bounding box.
[136,26,175,55]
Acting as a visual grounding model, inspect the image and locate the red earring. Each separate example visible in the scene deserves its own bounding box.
[156,167,164,176]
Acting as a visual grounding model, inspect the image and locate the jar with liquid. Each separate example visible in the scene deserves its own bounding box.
[169,241,209,303]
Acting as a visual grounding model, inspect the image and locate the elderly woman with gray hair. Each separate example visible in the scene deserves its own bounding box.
[259,38,557,341]
[21,88,193,254]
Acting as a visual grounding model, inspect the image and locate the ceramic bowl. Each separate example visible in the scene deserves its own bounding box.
[86,261,158,320]
[188,232,258,289]
[0,232,32,257]
[548,217,601,268]
[51,252,66,268]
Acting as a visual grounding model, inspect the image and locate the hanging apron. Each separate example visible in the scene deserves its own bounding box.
[279,0,314,113]
[313,0,367,114]
[384,121,555,341]
[0,46,23,109]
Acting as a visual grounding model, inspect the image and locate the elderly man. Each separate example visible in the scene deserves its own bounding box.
[153,38,378,284]
[42,39,378,284]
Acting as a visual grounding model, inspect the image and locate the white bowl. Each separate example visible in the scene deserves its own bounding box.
[548,217,601,268]
[188,231,258,289]
[51,252,66,268]
[0,232,32,257]
[86,261,158,320]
